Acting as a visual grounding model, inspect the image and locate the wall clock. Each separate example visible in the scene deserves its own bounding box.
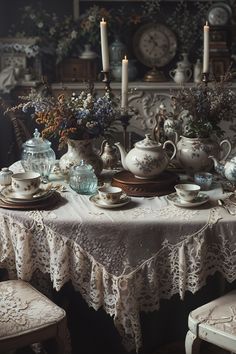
[207,2,232,26]
[133,23,177,81]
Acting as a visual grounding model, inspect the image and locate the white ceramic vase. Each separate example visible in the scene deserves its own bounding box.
[176,136,232,174]
[59,139,103,176]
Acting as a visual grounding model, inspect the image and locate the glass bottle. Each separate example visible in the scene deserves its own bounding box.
[69,160,98,195]
[21,129,56,183]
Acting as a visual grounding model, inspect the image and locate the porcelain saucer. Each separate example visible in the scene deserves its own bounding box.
[0,186,53,204]
[89,193,131,209]
[167,192,209,208]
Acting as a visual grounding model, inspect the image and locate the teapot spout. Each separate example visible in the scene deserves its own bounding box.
[115,142,128,170]
[209,155,225,177]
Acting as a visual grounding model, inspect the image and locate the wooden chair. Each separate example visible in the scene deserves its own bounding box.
[185,290,236,354]
[0,279,71,354]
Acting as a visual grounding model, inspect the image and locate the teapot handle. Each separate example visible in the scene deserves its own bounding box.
[100,139,107,156]
[169,69,175,80]
[185,68,192,81]
[220,139,232,161]
[163,140,177,160]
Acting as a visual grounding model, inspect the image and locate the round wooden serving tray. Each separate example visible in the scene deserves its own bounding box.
[111,170,179,197]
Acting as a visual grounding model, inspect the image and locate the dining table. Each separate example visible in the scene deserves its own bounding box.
[0,161,236,353]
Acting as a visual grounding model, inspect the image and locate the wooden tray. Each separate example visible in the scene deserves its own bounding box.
[111,170,179,197]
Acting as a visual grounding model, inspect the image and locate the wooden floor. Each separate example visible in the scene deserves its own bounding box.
[151,341,229,354]
[13,340,230,354]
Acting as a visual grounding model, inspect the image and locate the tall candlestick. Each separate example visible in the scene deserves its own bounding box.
[100,18,109,72]
[73,0,80,21]
[121,56,128,109]
[203,21,210,73]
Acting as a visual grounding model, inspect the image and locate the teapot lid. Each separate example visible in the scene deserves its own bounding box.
[71,160,95,175]
[23,129,52,152]
[135,134,160,149]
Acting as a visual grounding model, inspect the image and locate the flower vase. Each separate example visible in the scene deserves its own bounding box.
[79,44,97,59]
[177,53,192,82]
[176,136,231,174]
[59,139,103,176]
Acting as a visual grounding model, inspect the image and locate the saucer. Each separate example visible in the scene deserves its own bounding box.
[167,192,209,208]
[0,186,53,203]
[0,191,59,210]
[89,193,131,209]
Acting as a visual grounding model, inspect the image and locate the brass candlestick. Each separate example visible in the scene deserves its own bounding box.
[120,109,131,152]
[101,70,112,94]
[202,72,210,86]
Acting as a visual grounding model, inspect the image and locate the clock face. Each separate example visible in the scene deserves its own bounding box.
[133,23,177,68]
[207,3,232,26]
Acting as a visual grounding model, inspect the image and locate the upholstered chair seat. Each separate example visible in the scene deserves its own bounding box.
[0,280,71,354]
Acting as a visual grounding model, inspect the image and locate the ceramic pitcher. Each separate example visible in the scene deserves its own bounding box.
[169,63,192,84]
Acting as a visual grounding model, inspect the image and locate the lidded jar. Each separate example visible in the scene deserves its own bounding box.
[69,160,98,195]
[21,128,56,182]
[0,167,13,186]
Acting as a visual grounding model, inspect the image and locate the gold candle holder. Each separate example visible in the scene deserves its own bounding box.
[101,70,112,94]
[120,109,131,152]
[202,72,210,86]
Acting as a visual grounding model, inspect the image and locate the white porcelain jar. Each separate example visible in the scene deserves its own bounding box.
[0,167,13,186]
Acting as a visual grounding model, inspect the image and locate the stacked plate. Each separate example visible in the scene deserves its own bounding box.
[0,185,57,210]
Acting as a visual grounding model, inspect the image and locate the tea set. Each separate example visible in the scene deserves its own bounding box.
[0,170,55,208]
[1,127,236,211]
[89,186,130,209]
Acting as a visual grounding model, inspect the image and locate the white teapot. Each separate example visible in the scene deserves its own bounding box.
[209,154,236,183]
[169,63,192,84]
[115,134,176,179]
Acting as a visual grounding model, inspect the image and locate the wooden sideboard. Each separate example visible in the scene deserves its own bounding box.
[51,81,236,150]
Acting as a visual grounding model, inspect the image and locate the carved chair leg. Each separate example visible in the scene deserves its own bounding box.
[56,317,72,354]
[185,330,202,354]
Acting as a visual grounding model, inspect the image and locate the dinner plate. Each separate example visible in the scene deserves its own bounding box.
[167,192,209,208]
[0,191,59,210]
[0,186,53,204]
[89,194,131,209]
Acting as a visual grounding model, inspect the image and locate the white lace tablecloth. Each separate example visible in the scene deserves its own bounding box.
[0,162,236,352]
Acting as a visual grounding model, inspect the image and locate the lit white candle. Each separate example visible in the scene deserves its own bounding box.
[203,21,210,73]
[73,0,80,21]
[121,56,128,109]
[100,18,109,72]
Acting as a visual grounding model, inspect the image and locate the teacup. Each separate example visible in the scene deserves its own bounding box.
[98,186,123,204]
[174,183,200,202]
[194,172,213,191]
[11,172,41,198]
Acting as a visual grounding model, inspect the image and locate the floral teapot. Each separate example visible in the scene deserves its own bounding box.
[169,62,192,84]
[209,153,236,183]
[115,134,176,179]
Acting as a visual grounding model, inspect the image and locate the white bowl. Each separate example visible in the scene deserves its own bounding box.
[174,183,201,202]
[98,186,123,204]
[11,172,41,198]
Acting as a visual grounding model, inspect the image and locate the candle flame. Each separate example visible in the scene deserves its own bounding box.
[124,55,127,60]
[205,21,209,26]
[102,18,105,22]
